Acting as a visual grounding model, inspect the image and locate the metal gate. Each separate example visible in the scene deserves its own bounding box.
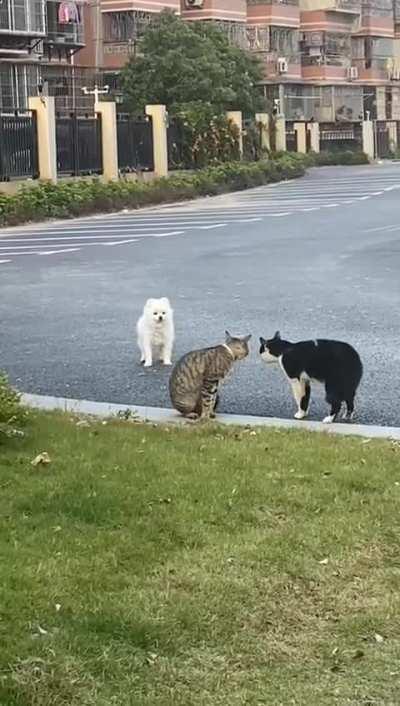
[374,121,392,159]
[116,115,154,172]
[56,113,103,176]
[0,113,39,181]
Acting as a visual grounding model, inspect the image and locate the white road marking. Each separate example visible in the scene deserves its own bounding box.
[364,224,400,233]
[301,207,320,212]
[0,259,11,264]
[196,224,227,230]
[103,239,138,246]
[0,230,184,244]
[38,248,80,255]
[358,196,370,200]
[238,218,262,223]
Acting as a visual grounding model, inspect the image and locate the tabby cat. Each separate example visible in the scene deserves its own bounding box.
[169,331,251,419]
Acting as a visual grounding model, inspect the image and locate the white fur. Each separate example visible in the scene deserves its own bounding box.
[136,297,174,367]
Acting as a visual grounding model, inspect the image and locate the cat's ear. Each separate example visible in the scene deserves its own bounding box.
[225,330,232,342]
[259,336,266,345]
[243,334,252,343]
[274,330,281,340]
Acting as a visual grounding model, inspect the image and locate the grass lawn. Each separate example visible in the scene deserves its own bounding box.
[1,412,400,706]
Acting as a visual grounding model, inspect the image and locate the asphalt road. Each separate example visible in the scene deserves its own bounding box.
[1,163,400,427]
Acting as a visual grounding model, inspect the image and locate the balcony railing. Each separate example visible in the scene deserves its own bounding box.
[45,1,84,48]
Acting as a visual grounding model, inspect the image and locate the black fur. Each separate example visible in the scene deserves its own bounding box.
[259,332,363,422]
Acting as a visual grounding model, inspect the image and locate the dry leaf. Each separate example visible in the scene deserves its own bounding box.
[37,625,48,635]
[55,604,61,612]
[319,558,329,565]
[31,452,51,467]
[146,652,158,666]
[374,633,384,643]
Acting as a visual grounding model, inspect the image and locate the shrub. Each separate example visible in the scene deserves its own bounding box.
[0,153,308,226]
[0,373,27,440]
[306,150,369,167]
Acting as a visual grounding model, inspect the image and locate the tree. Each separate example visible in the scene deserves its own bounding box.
[121,11,264,115]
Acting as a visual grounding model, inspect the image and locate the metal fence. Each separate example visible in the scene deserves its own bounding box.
[0,113,39,181]
[285,122,297,152]
[167,119,186,170]
[319,122,362,152]
[56,113,103,176]
[116,115,154,172]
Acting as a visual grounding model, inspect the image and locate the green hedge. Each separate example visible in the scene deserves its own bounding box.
[0,150,368,227]
[307,150,369,166]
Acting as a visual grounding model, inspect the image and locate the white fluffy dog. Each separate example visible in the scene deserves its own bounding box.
[136,297,174,367]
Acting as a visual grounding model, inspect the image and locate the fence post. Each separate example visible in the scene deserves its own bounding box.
[226,111,243,158]
[362,120,374,160]
[95,101,119,181]
[294,122,307,153]
[275,115,286,152]
[255,112,270,151]
[307,122,320,153]
[28,96,57,182]
[145,104,168,177]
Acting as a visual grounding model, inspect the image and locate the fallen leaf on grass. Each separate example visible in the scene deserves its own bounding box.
[55,604,61,612]
[146,652,158,666]
[31,452,51,468]
[319,558,329,565]
[37,625,48,635]
[374,633,384,643]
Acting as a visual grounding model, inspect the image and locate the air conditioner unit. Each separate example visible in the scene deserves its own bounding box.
[347,66,358,80]
[184,0,204,7]
[277,57,288,74]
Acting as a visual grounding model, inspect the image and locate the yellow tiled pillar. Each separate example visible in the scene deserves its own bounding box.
[95,101,119,181]
[255,112,270,152]
[294,122,307,153]
[145,104,169,177]
[226,111,243,158]
[28,96,57,183]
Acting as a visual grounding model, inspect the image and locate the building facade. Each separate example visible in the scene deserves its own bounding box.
[0,0,97,113]
[76,0,400,121]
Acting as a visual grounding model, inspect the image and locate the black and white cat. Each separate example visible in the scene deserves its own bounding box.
[259,332,363,424]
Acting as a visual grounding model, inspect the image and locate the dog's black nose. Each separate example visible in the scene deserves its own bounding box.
[158,316,163,322]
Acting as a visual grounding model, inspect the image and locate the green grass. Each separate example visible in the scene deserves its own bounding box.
[1,412,400,706]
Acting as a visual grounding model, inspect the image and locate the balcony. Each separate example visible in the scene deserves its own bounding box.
[0,0,46,36]
[45,1,84,48]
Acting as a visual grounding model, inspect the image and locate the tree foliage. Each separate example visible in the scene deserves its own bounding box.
[121,11,264,115]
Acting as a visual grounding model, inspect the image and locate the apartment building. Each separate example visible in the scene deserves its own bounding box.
[0,0,92,113]
[76,0,400,121]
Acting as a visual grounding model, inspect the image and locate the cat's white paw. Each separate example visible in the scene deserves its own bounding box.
[143,361,152,368]
[163,360,172,366]
[294,410,307,420]
[322,415,335,424]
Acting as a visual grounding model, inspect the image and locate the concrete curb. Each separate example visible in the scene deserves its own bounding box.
[22,393,400,441]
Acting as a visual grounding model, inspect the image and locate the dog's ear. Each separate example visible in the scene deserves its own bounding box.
[146,298,155,308]
[160,297,170,308]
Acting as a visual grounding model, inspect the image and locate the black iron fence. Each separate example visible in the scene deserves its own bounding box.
[285,122,297,152]
[0,113,39,181]
[116,115,154,172]
[319,122,363,152]
[167,119,186,170]
[375,121,392,159]
[56,113,102,176]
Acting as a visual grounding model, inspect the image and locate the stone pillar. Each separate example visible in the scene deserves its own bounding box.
[362,120,374,161]
[145,104,168,177]
[274,115,286,152]
[95,101,118,181]
[294,122,307,153]
[392,87,400,120]
[307,122,320,153]
[28,96,57,182]
[226,110,243,158]
[255,112,270,151]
